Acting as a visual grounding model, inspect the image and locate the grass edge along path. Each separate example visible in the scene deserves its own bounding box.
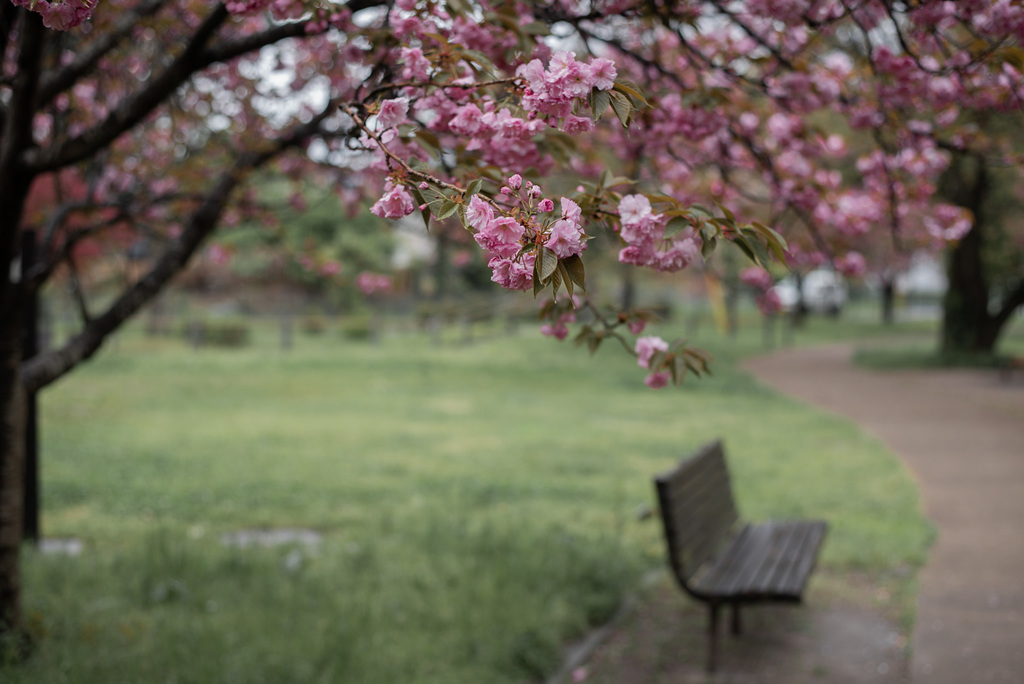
[3,316,932,683]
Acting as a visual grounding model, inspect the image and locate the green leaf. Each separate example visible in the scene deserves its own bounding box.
[462,49,497,76]
[409,186,431,231]
[732,234,758,265]
[436,200,459,220]
[609,91,633,128]
[549,267,563,296]
[740,227,772,266]
[446,0,471,16]
[562,254,586,291]
[665,216,691,237]
[751,222,790,265]
[557,262,573,297]
[465,178,483,197]
[538,247,559,282]
[605,176,635,188]
[520,21,551,35]
[701,235,718,259]
[714,201,736,222]
[590,89,612,121]
[414,129,440,154]
[672,356,689,385]
[612,79,650,107]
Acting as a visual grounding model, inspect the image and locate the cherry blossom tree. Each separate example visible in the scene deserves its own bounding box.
[2,0,1023,643]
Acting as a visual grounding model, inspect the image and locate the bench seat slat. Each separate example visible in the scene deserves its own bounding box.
[692,520,825,599]
[701,524,781,597]
[750,521,824,597]
[778,521,827,595]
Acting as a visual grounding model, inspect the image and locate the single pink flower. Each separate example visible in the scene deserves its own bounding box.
[635,335,668,369]
[377,97,409,129]
[370,183,415,220]
[618,194,652,224]
[545,218,584,258]
[644,371,671,389]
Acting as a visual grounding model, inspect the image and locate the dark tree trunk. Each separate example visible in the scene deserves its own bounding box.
[0,19,38,627]
[20,231,39,543]
[880,275,895,326]
[939,155,1001,354]
[0,323,26,638]
[941,222,999,353]
[0,185,32,638]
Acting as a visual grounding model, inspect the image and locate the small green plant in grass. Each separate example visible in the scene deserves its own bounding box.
[182,317,251,348]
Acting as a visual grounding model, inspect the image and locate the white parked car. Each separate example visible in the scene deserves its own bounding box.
[771,269,848,315]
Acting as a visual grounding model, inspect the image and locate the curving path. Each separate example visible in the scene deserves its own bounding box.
[744,344,1024,683]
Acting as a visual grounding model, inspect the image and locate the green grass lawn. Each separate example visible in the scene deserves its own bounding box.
[3,308,934,683]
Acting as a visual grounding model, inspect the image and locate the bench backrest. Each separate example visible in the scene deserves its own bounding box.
[654,440,740,588]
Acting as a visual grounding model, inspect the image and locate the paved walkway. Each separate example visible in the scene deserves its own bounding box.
[744,345,1024,683]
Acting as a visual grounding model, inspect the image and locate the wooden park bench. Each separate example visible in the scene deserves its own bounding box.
[653,440,828,672]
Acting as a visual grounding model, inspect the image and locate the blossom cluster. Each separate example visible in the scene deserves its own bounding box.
[369,180,416,221]
[356,272,392,296]
[517,50,617,119]
[12,0,96,30]
[635,336,671,389]
[365,49,620,177]
[616,195,700,272]
[465,175,587,292]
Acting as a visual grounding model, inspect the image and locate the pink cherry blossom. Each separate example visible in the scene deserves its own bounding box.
[465,195,495,230]
[356,272,392,295]
[590,59,617,90]
[398,47,431,81]
[635,335,669,369]
[377,98,409,129]
[545,218,584,258]
[618,194,652,224]
[628,319,647,335]
[740,266,774,290]
[488,254,534,291]
[14,0,96,29]
[644,371,671,389]
[655,239,699,272]
[756,290,783,316]
[370,183,415,220]
[835,252,867,278]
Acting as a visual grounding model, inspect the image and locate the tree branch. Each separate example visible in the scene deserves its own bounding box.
[35,0,168,109]
[992,280,1024,334]
[19,100,339,393]
[23,4,231,173]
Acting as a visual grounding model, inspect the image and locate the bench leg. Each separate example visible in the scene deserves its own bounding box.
[707,603,720,673]
[731,602,742,635]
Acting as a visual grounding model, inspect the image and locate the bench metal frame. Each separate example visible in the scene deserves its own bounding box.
[654,440,827,672]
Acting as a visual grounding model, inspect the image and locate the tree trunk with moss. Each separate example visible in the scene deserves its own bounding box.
[939,154,1024,355]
